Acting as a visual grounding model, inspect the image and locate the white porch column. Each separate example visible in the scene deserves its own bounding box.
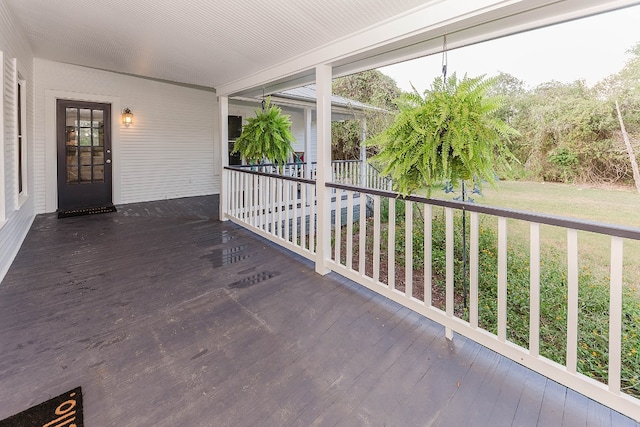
[304,107,312,180]
[360,117,367,187]
[315,64,332,275]
[218,95,229,221]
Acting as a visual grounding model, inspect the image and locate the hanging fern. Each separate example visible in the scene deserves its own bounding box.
[368,74,519,196]
[232,97,294,165]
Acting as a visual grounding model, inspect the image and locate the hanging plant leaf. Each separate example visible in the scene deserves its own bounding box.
[232,97,294,165]
[368,73,519,196]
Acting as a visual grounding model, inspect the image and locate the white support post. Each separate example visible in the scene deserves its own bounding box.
[359,190,366,276]
[346,191,354,269]
[218,96,229,221]
[360,117,367,187]
[405,200,413,298]
[530,222,541,357]
[388,199,396,290]
[567,229,579,374]
[498,217,508,342]
[445,207,454,340]
[315,64,332,275]
[373,195,381,283]
[424,205,432,306]
[304,107,313,180]
[470,212,479,328]
[609,236,623,394]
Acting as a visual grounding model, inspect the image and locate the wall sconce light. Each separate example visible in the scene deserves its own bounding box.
[122,108,134,127]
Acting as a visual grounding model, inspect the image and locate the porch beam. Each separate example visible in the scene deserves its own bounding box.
[218,95,229,221]
[314,64,332,275]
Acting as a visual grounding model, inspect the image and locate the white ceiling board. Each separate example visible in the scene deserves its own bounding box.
[5,0,429,89]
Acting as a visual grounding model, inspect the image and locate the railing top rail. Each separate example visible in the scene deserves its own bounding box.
[230,162,308,168]
[225,166,316,185]
[231,160,362,168]
[326,181,640,241]
[331,159,361,164]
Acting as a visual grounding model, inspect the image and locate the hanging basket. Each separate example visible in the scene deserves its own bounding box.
[232,97,294,166]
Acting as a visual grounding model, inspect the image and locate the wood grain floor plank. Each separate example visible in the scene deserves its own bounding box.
[0,196,636,426]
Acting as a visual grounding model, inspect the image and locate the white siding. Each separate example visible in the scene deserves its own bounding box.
[34,59,218,212]
[287,109,304,158]
[0,2,35,283]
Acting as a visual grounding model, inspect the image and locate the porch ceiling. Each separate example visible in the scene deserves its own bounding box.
[6,0,639,96]
[5,0,428,89]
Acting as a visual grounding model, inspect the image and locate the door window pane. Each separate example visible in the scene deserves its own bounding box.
[79,147,92,166]
[93,129,104,146]
[92,109,103,127]
[66,127,78,146]
[93,166,104,183]
[79,166,92,183]
[66,146,78,165]
[66,108,78,126]
[79,128,92,146]
[67,166,79,184]
[79,109,92,127]
[92,147,104,164]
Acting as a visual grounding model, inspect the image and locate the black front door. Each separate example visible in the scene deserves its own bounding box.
[57,100,112,211]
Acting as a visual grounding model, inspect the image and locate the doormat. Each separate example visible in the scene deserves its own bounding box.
[58,205,117,218]
[0,387,83,427]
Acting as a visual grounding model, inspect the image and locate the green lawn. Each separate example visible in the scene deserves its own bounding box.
[429,180,640,294]
[474,181,640,228]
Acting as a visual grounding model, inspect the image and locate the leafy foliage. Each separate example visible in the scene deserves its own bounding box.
[331,70,400,160]
[232,97,294,165]
[510,80,623,183]
[494,42,640,185]
[369,73,518,196]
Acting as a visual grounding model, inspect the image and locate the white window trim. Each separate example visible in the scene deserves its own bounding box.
[0,50,6,226]
[16,75,27,208]
[227,113,244,166]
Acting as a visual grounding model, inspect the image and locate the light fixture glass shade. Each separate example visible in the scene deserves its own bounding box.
[122,108,134,126]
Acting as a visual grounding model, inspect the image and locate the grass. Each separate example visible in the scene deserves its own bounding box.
[427,181,640,296]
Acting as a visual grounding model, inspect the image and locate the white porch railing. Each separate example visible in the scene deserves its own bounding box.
[331,160,392,190]
[230,160,391,191]
[226,167,317,260]
[223,166,640,421]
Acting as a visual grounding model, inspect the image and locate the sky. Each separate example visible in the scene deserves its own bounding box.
[378,4,640,94]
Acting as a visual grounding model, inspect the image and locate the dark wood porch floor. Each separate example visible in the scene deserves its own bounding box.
[0,196,637,426]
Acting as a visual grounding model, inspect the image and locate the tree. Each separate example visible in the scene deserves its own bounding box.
[368,73,518,196]
[511,80,621,183]
[331,70,400,159]
[596,42,640,131]
[616,100,640,195]
[487,72,527,128]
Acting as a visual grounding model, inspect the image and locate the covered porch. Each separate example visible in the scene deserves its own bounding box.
[1,0,640,424]
[0,196,635,426]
